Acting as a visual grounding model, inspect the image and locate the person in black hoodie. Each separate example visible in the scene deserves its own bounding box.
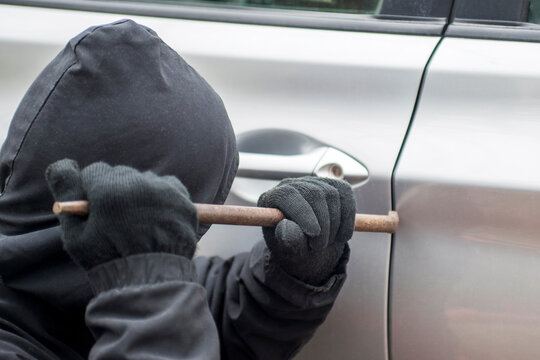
[0,20,355,359]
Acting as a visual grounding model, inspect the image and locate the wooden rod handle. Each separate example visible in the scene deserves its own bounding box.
[53,201,399,233]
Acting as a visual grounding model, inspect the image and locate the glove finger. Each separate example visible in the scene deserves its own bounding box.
[80,162,114,192]
[45,159,85,201]
[301,177,341,245]
[83,164,148,224]
[160,175,191,199]
[152,174,199,245]
[291,181,331,250]
[315,177,356,243]
[80,164,139,264]
[270,219,309,261]
[63,224,112,270]
[81,164,148,264]
[82,163,126,225]
[139,173,195,222]
[258,184,321,238]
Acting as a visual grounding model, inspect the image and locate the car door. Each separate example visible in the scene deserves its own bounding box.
[392,0,540,359]
[0,1,450,358]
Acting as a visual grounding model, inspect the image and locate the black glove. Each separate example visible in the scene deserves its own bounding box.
[46,159,198,270]
[257,176,356,286]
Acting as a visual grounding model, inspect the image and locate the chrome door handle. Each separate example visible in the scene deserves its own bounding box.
[230,129,369,203]
[237,147,327,180]
[238,146,368,185]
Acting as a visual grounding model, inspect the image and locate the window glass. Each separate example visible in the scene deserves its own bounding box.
[449,0,540,42]
[136,0,382,14]
[453,0,529,23]
[529,0,540,24]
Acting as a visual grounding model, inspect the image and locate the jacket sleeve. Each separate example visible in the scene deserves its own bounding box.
[194,240,349,360]
[84,253,220,360]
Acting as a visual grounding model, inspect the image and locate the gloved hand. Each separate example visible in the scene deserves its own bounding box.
[45,159,198,270]
[257,176,356,286]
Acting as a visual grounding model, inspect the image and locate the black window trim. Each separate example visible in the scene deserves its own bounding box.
[445,0,540,42]
[0,0,448,36]
[446,21,540,43]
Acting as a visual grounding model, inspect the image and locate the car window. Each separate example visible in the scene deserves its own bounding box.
[86,0,453,17]
[158,0,382,14]
[447,0,540,42]
[451,0,540,25]
[13,0,453,35]
[453,0,530,23]
[529,0,540,24]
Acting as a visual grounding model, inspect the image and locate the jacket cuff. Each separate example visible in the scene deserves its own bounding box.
[249,241,350,308]
[87,253,196,295]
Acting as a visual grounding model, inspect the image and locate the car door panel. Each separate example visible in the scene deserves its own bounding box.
[0,4,441,359]
[392,37,540,360]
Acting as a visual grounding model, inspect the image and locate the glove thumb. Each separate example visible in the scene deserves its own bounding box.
[266,219,309,262]
[45,159,86,250]
[46,159,85,202]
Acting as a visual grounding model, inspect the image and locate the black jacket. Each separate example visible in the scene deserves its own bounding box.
[0,20,348,359]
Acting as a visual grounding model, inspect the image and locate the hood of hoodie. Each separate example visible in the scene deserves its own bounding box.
[0,20,238,355]
[0,19,238,237]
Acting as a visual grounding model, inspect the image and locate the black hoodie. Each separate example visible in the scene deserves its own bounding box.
[0,20,347,359]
